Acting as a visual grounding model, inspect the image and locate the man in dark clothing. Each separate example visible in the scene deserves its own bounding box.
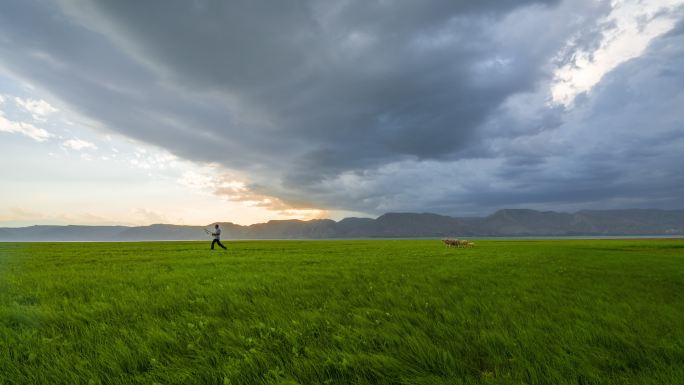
[210,224,227,250]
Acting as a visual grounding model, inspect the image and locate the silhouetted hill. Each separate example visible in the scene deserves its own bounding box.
[1,209,683,241]
[374,213,473,237]
[0,225,128,242]
[117,224,207,241]
[485,209,576,235]
[570,209,684,234]
[336,217,376,237]
[242,219,338,239]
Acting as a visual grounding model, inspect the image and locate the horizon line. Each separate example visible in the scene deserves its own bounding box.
[2,207,682,229]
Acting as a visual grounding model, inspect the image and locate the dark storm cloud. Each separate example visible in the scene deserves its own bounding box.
[0,0,681,215]
[57,0,563,168]
[354,21,684,215]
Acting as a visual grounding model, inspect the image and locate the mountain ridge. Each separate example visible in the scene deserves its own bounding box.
[1,208,684,241]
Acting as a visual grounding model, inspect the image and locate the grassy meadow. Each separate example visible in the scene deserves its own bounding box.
[0,239,683,384]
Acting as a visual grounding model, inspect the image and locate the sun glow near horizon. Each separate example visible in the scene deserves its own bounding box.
[0,93,333,227]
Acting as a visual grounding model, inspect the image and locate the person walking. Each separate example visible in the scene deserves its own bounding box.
[210,224,227,250]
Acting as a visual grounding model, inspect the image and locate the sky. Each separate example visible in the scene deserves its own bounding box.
[1,0,683,227]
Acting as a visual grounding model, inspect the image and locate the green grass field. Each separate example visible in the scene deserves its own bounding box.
[1,239,683,385]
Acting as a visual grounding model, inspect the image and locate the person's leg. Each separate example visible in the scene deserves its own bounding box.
[217,240,227,249]
[211,239,217,249]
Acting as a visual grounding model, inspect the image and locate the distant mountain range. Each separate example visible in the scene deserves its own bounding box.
[2,209,684,241]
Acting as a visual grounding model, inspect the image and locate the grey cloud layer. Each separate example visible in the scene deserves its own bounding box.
[0,0,681,215]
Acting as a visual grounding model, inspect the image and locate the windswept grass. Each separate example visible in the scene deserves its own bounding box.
[0,239,683,384]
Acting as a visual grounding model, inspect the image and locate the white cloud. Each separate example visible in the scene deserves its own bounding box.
[128,150,177,170]
[62,138,97,150]
[14,97,59,119]
[0,111,52,141]
[551,0,684,106]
